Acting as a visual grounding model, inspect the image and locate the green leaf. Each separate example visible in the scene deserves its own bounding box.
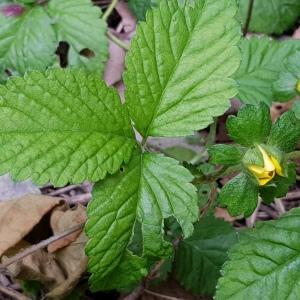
[209,144,244,166]
[219,172,259,217]
[128,0,160,20]
[226,103,272,147]
[48,0,108,74]
[85,150,198,290]
[292,101,300,119]
[260,163,296,204]
[0,6,56,75]
[273,51,300,101]
[268,110,300,153]
[125,0,241,137]
[239,0,300,35]
[216,208,300,300]
[235,37,300,105]
[175,216,238,296]
[88,251,148,292]
[163,146,197,162]
[0,69,135,186]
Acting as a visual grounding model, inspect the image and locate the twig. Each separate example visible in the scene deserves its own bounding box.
[107,31,130,51]
[0,223,84,270]
[200,183,217,218]
[274,198,285,215]
[243,0,255,36]
[102,0,118,21]
[144,289,185,300]
[48,184,78,196]
[0,284,30,300]
[246,198,261,227]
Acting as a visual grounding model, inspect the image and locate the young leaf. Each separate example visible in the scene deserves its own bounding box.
[48,0,108,74]
[0,69,135,186]
[175,216,238,296]
[0,6,56,75]
[267,111,300,153]
[125,0,241,137]
[85,150,198,290]
[226,103,272,147]
[273,51,300,101]
[235,37,300,105]
[128,0,160,20]
[216,208,300,299]
[239,0,300,35]
[209,144,244,166]
[218,172,259,217]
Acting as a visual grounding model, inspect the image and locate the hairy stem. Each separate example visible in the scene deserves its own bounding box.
[107,31,130,51]
[243,0,255,36]
[102,0,118,21]
[0,223,84,270]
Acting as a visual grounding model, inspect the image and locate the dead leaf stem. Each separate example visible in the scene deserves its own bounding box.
[0,223,84,271]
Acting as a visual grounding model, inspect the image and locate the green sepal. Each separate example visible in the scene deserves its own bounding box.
[208,144,244,166]
[259,162,296,204]
[227,103,272,147]
[273,51,300,101]
[267,110,300,153]
[242,146,264,168]
[218,172,259,217]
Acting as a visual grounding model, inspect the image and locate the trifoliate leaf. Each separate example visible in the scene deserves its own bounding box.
[235,37,300,105]
[216,208,300,300]
[175,216,238,296]
[273,51,300,101]
[227,103,272,147]
[219,172,259,217]
[239,0,300,35]
[48,0,108,74]
[85,150,198,290]
[259,163,296,204]
[128,0,160,20]
[0,6,56,76]
[209,144,244,166]
[267,110,300,153]
[0,69,135,186]
[125,0,241,137]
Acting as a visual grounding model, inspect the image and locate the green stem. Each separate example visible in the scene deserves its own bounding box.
[107,31,130,51]
[206,119,217,147]
[243,0,255,36]
[102,0,118,21]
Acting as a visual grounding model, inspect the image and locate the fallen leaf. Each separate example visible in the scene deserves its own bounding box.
[48,204,87,253]
[293,26,300,39]
[0,195,63,257]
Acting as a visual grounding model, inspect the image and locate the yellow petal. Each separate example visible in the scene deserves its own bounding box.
[257,145,275,171]
[248,165,266,176]
[270,155,283,176]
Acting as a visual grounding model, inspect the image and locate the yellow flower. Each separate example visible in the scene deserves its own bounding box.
[247,145,283,186]
[297,79,300,93]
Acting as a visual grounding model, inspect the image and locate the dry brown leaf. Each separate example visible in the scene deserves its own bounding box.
[293,26,300,39]
[0,195,63,257]
[214,207,241,222]
[48,204,87,253]
[5,247,66,289]
[271,102,293,122]
[47,232,88,299]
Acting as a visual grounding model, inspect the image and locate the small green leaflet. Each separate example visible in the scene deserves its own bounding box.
[86,150,198,291]
[227,103,272,147]
[209,144,243,166]
[0,6,56,75]
[125,0,241,137]
[47,0,107,75]
[0,69,135,186]
[175,216,238,296]
[239,0,300,35]
[216,208,300,300]
[218,172,259,217]
[128,0,160,20]
[273,51,300,101]
[0,0,107,78]
[235,37,300,105]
